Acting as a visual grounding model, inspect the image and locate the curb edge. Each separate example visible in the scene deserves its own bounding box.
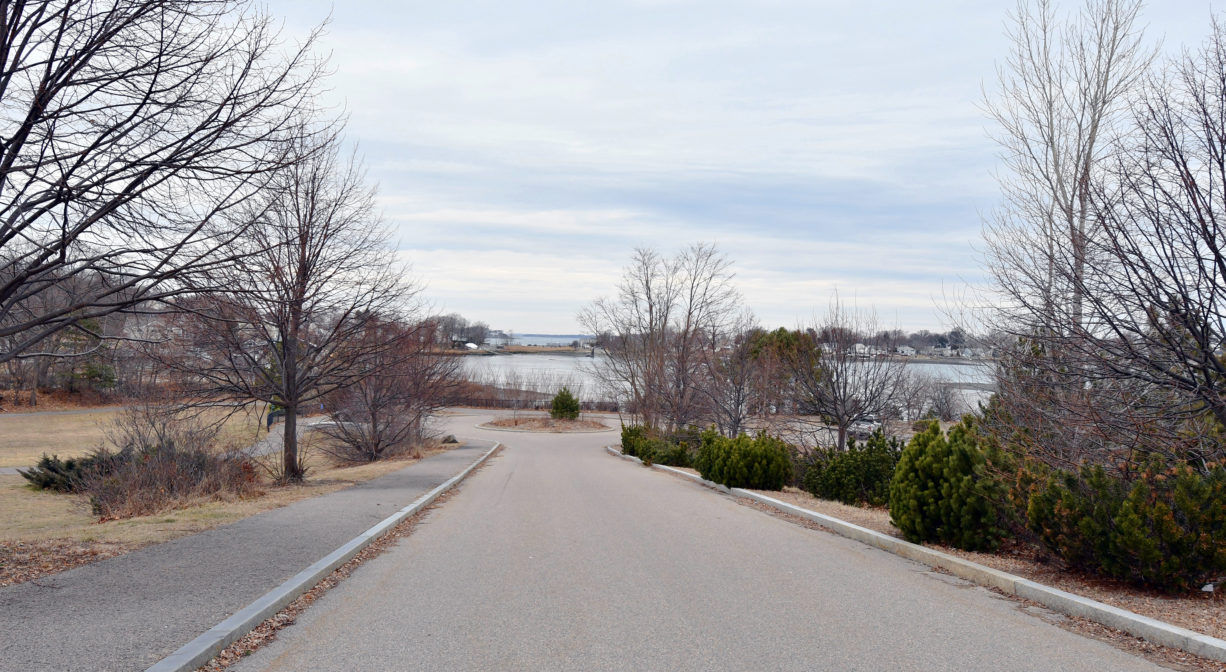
[605,445,1226,663]
[146,441,501,672]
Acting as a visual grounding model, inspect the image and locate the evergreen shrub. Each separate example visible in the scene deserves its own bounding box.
[1027,462,1226,592]
[621,424,650,458]
[694,429,792,490]
[888,418,1004,551]
[550,387,581,420]
[619,424,692,467]
[802,429,902,506]
[20,453,108,492]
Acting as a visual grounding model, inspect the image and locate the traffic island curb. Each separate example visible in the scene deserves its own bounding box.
[146,442,501,672]
[606,445,1226,664]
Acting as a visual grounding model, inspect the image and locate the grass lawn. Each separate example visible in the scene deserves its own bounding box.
[0,438,452,586]
[0,405,266,468]
[0,409,123,468]
[0,454,423,545]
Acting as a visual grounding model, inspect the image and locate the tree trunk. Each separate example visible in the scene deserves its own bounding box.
[283,402,301,481]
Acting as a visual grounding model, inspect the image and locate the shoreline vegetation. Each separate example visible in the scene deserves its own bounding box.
[447,346,995,366]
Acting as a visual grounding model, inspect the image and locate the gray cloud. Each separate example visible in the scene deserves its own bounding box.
[268,0,1211,333]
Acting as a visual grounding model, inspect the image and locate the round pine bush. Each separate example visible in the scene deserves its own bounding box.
[621,424,649,457]
[695,430,792,490]
[803,429,902,506]
[888,418,1004,551]
[1027,462,1226,592]
[550,386,581,420]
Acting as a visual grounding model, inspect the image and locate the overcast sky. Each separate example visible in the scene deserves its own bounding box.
[263,1,1211,335]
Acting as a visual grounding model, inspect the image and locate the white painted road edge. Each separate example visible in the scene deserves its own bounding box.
[606,446,1226,664]
[147,442,501,672]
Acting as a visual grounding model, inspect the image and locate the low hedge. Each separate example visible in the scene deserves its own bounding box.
[1027,461,1226,592]
[620,424,692,467]
[694,430,792,490]
[802,429,902,506]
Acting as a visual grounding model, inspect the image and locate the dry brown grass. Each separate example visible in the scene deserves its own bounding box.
[483,416,611,432]
[0,440,452,586]
[0,405,266,468]
[0,408,122,467]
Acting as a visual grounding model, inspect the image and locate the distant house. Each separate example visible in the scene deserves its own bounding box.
[852,343,871,356]
[897,345,917,356]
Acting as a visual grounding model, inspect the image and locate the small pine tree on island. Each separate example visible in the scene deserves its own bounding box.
[551,387,581,420]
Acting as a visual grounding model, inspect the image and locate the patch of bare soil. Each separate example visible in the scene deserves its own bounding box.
[0,539,137,587]
[484,416,611,432]
[734,485,1226,671]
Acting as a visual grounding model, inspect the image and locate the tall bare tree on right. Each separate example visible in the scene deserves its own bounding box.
[980,0,1157,467]
[983,0,1151,337]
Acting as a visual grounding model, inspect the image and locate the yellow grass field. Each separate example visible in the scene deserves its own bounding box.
[0,405,266,468]
[0,404,440,551]
[0,454,425,546]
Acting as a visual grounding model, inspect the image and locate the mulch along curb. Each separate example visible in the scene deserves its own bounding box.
[606,446,1226,664]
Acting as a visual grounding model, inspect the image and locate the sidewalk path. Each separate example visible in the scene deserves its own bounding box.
[0,440,495,672]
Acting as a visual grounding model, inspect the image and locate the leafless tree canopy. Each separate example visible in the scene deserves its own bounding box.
[983,2,1226,470]
[984,0,1151,337]
[579,243,741,432]
[157,137,408,481]
[0,0,325,363]
[788,300,908,449]
[320,318,461,464]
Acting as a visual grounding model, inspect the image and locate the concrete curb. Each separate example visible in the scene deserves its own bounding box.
[146,442,501,672]
[606,445,1226,663]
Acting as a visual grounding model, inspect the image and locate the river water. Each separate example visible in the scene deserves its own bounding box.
[462,353,995,402]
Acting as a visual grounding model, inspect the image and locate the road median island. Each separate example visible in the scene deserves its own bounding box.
[606,445,1226,665]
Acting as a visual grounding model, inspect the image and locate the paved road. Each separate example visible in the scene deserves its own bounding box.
[234,413,1163,672]
[0,440,494,672]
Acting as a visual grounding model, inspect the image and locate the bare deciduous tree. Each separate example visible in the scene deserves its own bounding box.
[320,318,461,464]
[788,300,907,449]
[579,243,740,432]
[695,313,759,437]
[984,0,1152,336]
[983,5,1226,471]
[158,137,407,481]
[0,0,325,364]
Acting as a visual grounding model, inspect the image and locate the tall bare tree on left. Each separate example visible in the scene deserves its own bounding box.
[0,0,326,364]
[157,137,409,482]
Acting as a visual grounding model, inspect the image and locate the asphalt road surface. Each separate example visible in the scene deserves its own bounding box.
[234,412,1164,672]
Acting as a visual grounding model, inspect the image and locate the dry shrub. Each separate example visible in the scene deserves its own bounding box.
[80,403,260,519]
